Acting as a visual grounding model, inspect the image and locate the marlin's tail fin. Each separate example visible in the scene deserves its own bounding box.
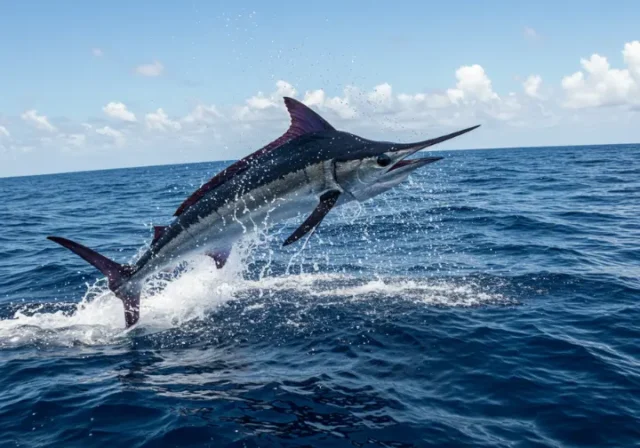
[47,236,140,328]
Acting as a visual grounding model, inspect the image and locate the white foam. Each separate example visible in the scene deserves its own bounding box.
[0,244,250,348]
[316,278,508,306]
[236,273,508,307]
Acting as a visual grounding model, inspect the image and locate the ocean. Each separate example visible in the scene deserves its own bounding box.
[0,144,638,447]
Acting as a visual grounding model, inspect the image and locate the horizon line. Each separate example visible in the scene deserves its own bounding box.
[2,141,638,180]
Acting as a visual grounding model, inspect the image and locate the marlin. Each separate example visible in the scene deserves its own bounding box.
[48,98,479,328]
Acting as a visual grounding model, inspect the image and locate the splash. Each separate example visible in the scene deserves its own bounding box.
[0,257,236,348]
[0,231,510,348]
[0,235,258,348]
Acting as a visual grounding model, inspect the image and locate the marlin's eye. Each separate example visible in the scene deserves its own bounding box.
[376,154,392,167]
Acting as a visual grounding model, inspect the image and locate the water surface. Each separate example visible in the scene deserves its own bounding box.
[0,145,638,447]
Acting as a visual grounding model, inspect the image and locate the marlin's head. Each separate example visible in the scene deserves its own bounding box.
[343,157,442,202]
[333,125,480,201]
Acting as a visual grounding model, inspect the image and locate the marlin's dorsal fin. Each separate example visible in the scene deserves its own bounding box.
[282,97,335,136]
[173,97,335,216]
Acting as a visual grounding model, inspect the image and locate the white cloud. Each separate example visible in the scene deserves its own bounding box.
[234,80,299,121]
[135,61,164,77]
[523,75,543,98]
[302,84,360,120]
[96,126,125,146]
[447,64,499,103]
[524,27,540,41]
[488,92,522,121]
[146,108,182,131]
[562,42,640,108]
[0,126,9,138]
[103,102,137,122]
[324,96,359,119]
[21,110,57,132]
[182,104,223,125]
[368,83,394,106]
[65,134,86,147]
[246,80,297,111]
[397,92,451,109]
[302,89,325,107]
[92,48,103,57]
[96,126,122,138]
[446,88,464,104]
[623,40,640,80]
[246,94,274,110]
[275,80,297,98]
[304,87,358,119]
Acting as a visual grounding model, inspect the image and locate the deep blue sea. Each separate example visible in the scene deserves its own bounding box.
[0,145,639,447]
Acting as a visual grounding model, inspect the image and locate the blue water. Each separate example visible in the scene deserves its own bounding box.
[0,145,639,447]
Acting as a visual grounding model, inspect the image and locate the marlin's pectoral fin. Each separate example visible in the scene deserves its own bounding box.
[283,190,341,246]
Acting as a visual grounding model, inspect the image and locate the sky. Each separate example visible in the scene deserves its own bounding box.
[1,0,640,177]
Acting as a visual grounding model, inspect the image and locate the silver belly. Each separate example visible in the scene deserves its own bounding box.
[132,165,328,282]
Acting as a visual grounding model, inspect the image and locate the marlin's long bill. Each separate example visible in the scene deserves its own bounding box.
[47,96,480,329]
[390,125,481,152]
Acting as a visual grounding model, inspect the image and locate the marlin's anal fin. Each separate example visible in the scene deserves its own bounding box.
[206,248,231,269]
[283,190,341,246]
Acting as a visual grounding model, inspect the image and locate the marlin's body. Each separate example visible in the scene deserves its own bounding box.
[49,98,479,327]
